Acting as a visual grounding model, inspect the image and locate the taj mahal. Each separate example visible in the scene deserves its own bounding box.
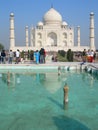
[9,7,95,52]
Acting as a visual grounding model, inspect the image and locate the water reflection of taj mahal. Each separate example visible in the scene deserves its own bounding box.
[10,7,95,51]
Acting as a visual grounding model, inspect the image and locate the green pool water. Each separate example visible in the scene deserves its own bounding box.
[0,70,98,130]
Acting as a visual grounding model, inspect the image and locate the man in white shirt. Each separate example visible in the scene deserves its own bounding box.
[16,49,20,64]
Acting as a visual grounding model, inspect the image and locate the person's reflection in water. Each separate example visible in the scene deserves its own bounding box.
[36,73,40,85]
[7,71,10,86]
[90,76,94,87]
[7,72,16,90]
[39,73,46,83]
[58,66,61,76]
[16,74,21,84]
[35,73,46,86]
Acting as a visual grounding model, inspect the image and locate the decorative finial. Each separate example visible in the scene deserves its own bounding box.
[51,4,53,8]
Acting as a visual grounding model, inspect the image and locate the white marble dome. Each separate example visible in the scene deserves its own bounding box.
[43,8,62,25]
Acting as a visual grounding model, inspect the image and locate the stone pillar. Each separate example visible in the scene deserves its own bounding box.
[10,13,15,50]
[89,12,95,50]
[30,27,33,47]
[77,26,80,47]
[63,83,69,109]
[25,26,29,47]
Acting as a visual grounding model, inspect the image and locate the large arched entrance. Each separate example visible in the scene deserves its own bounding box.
[47,32,57,46]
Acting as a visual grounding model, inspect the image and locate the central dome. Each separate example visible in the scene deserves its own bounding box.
[43,8,62,25]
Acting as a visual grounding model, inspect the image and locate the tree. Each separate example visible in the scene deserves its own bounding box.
[58,50,66,57]
[0,43,4,51]
[67,49,73,61]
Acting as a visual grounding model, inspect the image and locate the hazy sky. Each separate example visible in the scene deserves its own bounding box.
[0,0,98,49]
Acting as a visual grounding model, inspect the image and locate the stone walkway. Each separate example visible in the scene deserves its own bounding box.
[0,60,98,70]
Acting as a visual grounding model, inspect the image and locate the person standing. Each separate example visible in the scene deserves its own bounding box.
[39,48,45,63]
[43,49,46,63]
[90,50,94,62]
[93,51,96,62]
[1,50,6,64]
[0,51,1,63]
[9,50,13,64]
[82,49,87,62]
[35,50,40,64]
[87,49,91,62]
[16,49,20,64]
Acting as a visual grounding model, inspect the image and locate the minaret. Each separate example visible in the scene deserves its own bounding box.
[10,13,15,50]
[25,26,29,47]
[30,26,34,47]
[77,26,80,46]
[89,12,95,50]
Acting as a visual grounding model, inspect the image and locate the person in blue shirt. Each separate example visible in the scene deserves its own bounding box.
[35,50,40,64]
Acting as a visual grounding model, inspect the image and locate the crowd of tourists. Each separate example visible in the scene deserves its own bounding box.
[34,48,46,64]
[82,49,96,63]
[0,48,97,64]
[0,49,20,64]
[0,48,46,64]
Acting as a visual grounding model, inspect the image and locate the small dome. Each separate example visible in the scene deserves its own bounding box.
[90,12,94,16]
[43,8,62,25]
[25,26,28,29]
[37,21,43,26]
[10,13,14,17]
[62,21,68,26]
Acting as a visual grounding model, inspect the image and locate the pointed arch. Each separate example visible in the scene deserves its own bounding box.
[47,32,57,46]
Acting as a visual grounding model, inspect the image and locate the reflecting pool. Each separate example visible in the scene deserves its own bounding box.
[0,69,98,130]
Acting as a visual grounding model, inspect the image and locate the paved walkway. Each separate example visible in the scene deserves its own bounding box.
[0,60,98,70]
